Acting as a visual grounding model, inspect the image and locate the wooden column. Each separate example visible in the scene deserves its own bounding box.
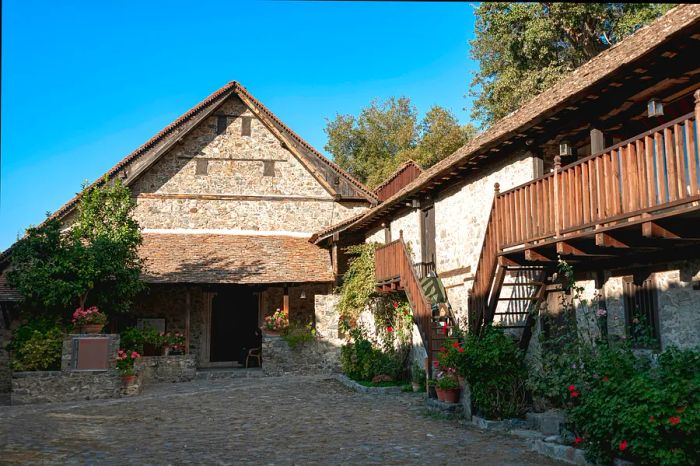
[590,128,605,155]
[185,288,191,355]
[283,285,289,316]
[553,156,562,237]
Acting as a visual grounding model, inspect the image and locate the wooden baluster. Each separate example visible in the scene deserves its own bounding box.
[665,127,678,201]
[596,155,606,220]
[553,156,561,237]
[494,183,501,247]
[611,149,622,215]
[644,135,656,206]
[581,162,590,223]
[537,180,545,236]
[655,132,667,203]
[574,165,582,225]
[588,159,598,222]
[518,187,526,242]
[543,178,551,235]
[694,90,700,194]
[686,117,698,195]
[674,123,688,199]
[635,140,647,210]
[628,143,639,211]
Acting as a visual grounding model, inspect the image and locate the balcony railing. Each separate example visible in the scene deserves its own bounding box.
[496,111,698,249]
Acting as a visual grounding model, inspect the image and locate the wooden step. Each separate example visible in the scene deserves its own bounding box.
[493,311,530,316]
[499,297,540,301]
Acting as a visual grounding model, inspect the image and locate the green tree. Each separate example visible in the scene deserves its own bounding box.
[470,3,675,127]
[8,178,145,315]
[325,97,475,188]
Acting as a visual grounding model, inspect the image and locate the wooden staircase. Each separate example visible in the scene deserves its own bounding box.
[375,238,458,375]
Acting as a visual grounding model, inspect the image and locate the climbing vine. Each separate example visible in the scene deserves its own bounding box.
[337,243,378,330]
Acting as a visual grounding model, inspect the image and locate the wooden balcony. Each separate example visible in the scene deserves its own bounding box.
[470,98,700,334]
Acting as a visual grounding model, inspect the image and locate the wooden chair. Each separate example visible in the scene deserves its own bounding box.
[245,347,261,368]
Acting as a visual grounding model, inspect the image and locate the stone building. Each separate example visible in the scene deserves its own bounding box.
[313,5,700,369]
[0,82,376,368]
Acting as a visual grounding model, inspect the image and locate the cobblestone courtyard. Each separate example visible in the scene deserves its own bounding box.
[0,375,562,465]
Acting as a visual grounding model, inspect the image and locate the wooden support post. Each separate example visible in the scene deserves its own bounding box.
[642,221,680,239]
[283,285,290,316]
[525,248,552,262]
[553,156,561,238]
[590,128,605,155]
[185,288,191,355]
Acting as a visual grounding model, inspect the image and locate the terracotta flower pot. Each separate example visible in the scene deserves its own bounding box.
[121,375,137,386]
[442,388,461,404]
[435,387,446,402]
[263,329,281,337]
[81,323,104,334]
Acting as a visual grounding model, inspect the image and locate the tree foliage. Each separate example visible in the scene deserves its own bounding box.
[470,3,675,126]
[8,178,145,314]
[325,97,476,188]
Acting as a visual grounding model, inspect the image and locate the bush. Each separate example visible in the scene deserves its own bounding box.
[282,322,316,350]
[11,324,64,371]
[462,325,527,419]
[340,329,405,382]
[567,346,700,465]
[120,326,163,353]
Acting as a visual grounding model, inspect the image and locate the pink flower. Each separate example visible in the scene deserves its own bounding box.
[568,384,576,392]
[574,437,583,445]
[618,440,628,451]
[570,390,579,398]
[669,416,681,426]
[387,326,394,333]
[131,351,141,359]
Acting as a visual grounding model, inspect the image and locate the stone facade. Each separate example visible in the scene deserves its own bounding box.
[262,335,341,376]
[130,94,367,234]
[135,355,196,385]
[314,294,342,342]
[11,370,122,405]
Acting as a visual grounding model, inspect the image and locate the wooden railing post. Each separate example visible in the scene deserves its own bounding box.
[695,90,700,142]
[493,182,501,247]
[553,155,562,238]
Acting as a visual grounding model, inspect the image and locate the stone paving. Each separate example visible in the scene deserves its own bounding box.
[0,375,564,465]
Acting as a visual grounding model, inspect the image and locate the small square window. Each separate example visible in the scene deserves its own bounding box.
[196,159,208,176]
[263,160,275,177]
[241,117,252,136]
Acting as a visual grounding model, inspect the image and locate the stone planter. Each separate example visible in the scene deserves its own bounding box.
[80,323,104,334]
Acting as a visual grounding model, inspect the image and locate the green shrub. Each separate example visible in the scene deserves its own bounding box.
[568,346,700,466]
[340,329,405,381]
[337,243,377,328]
[120,326,164,353]
[282,322,316,350]
[462,325,527,419]
[11,326,64,371]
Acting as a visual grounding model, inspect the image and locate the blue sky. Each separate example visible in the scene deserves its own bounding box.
[1,0,477,249]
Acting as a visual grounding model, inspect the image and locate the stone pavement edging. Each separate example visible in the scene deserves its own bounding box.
[333,374,403,395]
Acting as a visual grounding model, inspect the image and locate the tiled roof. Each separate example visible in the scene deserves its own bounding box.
[0,270,21,302]
[139,233,334,284]
[311,4,700,238]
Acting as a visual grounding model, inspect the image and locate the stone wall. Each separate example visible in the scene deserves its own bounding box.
[434,152,541,323]
[314,294,342,342]
[130,94,367,233]
[390,208,421,262]
[262,335,341,376]
[135,355,196,385]
[11,370,122,405]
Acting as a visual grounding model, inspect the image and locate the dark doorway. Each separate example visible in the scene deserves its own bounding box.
[210,286,259,363]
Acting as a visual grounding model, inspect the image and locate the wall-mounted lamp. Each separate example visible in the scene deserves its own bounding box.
[559,141,574,157]
[647,98,664,117]
[300,291,307,299]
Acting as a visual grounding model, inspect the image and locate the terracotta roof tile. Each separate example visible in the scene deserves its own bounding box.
[139,233,334,284]
[0,270,21,302]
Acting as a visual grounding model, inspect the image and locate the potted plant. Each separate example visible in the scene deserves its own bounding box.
[436,374,461,403]
[411,364,426,392]
[71,306,107,334]
[263,308,289,336]
[116,349,141,385]
[161,332,186,355]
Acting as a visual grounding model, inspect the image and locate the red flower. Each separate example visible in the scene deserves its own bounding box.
[574,437,583,446]
[570,390,579,398]
[433,361,439,367]
[452,341,460,349]
[602,376,609,382]
[619,440,628,451]
[457,347,465,353]
[387,326,393,333]
[442,326,449,334]
[669,416,681,426]
[568,384,576,392]
[392,301,399,309]
[440,346,448,354]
